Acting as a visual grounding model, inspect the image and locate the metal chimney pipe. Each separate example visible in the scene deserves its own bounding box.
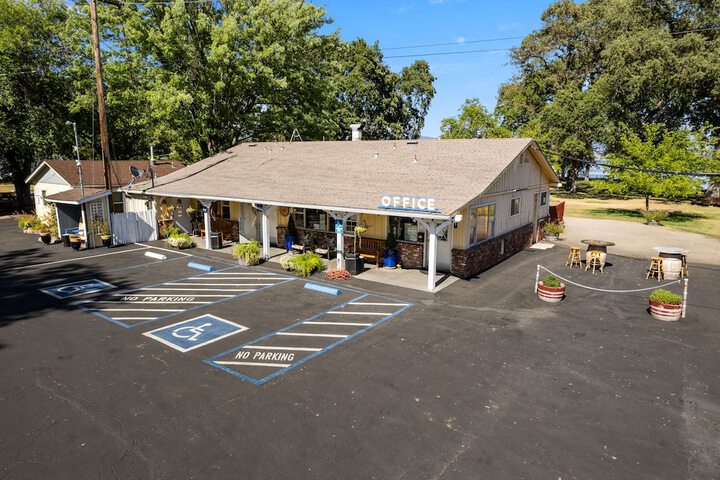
[350,124,362,141]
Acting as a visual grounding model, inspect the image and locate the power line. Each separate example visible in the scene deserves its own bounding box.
[385,48,510,59]
[383,35,524,51]
[540,148,720,177]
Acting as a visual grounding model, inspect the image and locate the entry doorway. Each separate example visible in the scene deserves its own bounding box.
[425,224,453,273]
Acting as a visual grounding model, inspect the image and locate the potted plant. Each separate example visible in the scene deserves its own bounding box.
[289,252,326,277]
[537,274,566,303]
[542,222,564,241]
[69,233,82,251]
[649,289,683,321]
[39,225,52,245]
[232,241,261,266]
[96,220,112,248]
[285,214,298,252]
[383,228,399,268]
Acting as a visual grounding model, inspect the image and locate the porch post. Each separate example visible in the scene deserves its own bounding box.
[327,211,353,270]
[54,204,61,238]
[80,204,88,249]
[260,205,272,259]
[417,218,454,292]
[200,199,213,249]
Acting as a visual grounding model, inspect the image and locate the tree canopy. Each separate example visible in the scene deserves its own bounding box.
[439,99,511,139]
[1,0,436,207]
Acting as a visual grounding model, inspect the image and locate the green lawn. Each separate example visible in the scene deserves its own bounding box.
[555,196,720,239]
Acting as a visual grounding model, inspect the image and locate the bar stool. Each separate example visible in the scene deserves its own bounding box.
[681,254,689,278]
[585,250,603,273]
[646,256,664,281]
[566,246,583,269]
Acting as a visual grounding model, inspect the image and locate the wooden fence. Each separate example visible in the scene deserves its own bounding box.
[111,210,157,244]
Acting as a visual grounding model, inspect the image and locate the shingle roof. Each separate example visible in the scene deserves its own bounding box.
[128,138,559,217]
[44,187,109,204]
[29,160,182,187]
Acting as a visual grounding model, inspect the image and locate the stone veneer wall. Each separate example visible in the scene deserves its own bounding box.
[451,222,536,279]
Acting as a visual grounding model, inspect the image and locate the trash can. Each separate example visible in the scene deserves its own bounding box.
[210,232,221,249]
[62,234,71,247]
[345,254,364,275]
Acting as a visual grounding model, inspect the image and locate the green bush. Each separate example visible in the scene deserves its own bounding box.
[541,275,562,288]
[17,215,35,230]
[232,241,261,265]
[542,222,564,235]
[165,232,192,249]
[289,252,326,277]
[279,253,295,271]
[640,210,669,224]
[649,289,682,305]
[160,223,180,238]
[286,214,298,239]
[384,227,398,253]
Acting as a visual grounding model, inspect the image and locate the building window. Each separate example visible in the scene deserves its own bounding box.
[111,192,124,213]
[389,216,420,243]
[540,191,548,206]
[292,208,306,229]
[469,204,496,245]
[305,209,329,231]
[213,201,231,219]
[510,197,520,216]
[345,215,358,234]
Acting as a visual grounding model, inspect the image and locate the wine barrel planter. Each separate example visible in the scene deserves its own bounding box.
[649,300,682,322]
[537,281,566,303]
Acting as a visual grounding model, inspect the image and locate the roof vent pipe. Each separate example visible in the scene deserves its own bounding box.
[350,124,362,141]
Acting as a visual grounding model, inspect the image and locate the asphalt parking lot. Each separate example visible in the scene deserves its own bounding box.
[1,218,719,479]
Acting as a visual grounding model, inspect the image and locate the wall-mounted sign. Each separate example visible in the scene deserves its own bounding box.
[379,195,440,213]
[335,220,344,234]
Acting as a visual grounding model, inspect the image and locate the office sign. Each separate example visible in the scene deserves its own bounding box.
[379,195,440,213]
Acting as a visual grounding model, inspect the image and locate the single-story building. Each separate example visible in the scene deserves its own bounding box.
[25,159,181,248]
[125,135,560,291]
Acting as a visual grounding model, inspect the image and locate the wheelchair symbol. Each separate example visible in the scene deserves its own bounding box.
[171,323,212,342]
[58,285,84,294]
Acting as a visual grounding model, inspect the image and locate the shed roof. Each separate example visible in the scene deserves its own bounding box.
[127,138,559,217]
[44,187,110,205]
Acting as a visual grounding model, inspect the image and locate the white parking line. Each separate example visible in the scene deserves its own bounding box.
[97,308,184,312]
[327,311,392,316]
[189,277,287,280]
[89,300,211,304]
[349,302,410,306]
[215,361,290,368]
[243,346,322,352]
[277,332,348,338]
[140,288,256,292]
[111,316,158,320]
[304,321,372,326]
[165,283,278,286]
[111,293,233,297]
[206,272,278,275]
[4,247,150,271]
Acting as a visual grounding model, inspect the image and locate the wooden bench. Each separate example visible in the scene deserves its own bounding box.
[346,237,384,267]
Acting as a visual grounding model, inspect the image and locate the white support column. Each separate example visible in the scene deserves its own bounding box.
[54,204,61,238]
[200,199,213,250]
[418,218,454,292]
[260,205,273,259]
[80,205,88,249]
[327,211,354,270]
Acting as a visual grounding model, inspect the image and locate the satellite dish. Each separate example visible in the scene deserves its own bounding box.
[127,165,147,187]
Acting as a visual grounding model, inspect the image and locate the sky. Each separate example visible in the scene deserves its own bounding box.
[309,0,552,138]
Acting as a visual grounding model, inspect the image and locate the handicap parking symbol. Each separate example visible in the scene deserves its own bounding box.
[41,279,115,299]
[143,315,248,353]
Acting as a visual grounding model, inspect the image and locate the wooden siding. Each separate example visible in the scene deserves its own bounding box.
[459,148,555,248]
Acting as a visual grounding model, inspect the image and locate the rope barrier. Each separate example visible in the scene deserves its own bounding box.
[537,265,682,293]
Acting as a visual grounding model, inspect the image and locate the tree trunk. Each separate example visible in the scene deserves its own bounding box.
[12,171,33,211]
[698,180,720,206]
[566,162,580,192]
[645,195,650,211]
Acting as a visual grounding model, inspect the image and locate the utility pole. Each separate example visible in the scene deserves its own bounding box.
[89,0,118,191]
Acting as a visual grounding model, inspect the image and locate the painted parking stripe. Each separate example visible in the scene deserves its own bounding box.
[206,292,415,385]
[304,321,372,326]
[113,317,158,320]
[111,293,234,297]
[243,346,322,352]
[189,276,287,280]
[205,272,279,275]
[326,311,392,316]
[215,361,291,368]
[98,308,185,312]
[277,332,348,338]
[165,283,279,286]
[349,302,410,306]
[140,288,256,292]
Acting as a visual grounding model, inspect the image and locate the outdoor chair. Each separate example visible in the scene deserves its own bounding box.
[585,250,603,274]
[646,256,664,281]
[566,246,583,269]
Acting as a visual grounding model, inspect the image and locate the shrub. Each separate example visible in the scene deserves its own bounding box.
[289,252,326,277]
[649,289,682,305]
[160,222,180,238]
[17,215,35,230]
[279,253,295,271]
[541,274,562,288]
[165,232,192,249]
[640,210,669,224]
[285,214,298,239]
[384,228,398,253]
[232,241,261,265]
[543,222,564,235]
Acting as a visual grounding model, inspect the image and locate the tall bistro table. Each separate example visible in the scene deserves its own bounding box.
[652,247,689,279]
[581,239,616,267]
